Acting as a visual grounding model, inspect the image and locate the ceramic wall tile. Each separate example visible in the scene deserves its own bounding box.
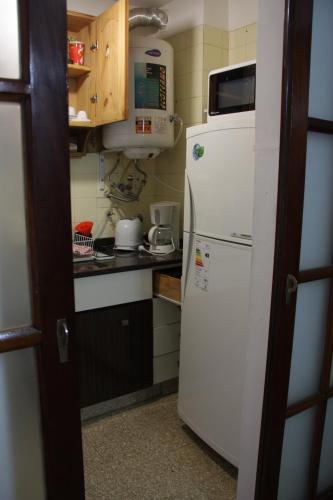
[188,70,203,98]
[204,25,222,47]
[246,42,257,60]
[188,96,203,125]
[221,31,229,50]
[174,49,190,76]
[245,23,257,44]
[175,74,189,101]
[221,49,229,66]
[229,27,247,49]
[229,46,247,65]
[188,25,204,47]
[188,44,204,72]
[75,198,97,222]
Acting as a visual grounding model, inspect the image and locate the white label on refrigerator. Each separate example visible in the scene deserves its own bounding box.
[194,239,210,292]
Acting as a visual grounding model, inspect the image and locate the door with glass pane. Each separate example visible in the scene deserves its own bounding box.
[0,1,84,499]
[256,1,333,499]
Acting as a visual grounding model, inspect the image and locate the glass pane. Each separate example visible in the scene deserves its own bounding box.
[308,0,333,121]
[0,103,31,329]
[288,280,329,405]
[0,349,45,499]
[299,133,333,270]
[278,408,316,500]
[317,397,333,494]
[0,0,20,79]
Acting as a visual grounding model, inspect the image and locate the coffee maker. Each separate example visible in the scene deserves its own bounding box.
[148,202,179,254]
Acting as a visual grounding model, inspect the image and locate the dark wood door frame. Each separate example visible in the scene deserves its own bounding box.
[255,0,333,499]
[0,1,85,498]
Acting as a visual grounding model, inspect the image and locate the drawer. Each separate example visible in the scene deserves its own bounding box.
[153,351,179,384]
[74,269,152,312]
[153,268,181,305]
[153,298,181,327]
[154,323,181,356]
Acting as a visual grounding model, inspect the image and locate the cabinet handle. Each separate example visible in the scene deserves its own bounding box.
[121,319,129,326]
[90,94,98,103]
[90,41,99,51]
[105,43,110,58]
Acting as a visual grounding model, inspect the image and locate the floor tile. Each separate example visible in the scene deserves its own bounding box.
[82,394,237,500]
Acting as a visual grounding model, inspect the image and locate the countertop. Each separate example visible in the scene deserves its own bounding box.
[73,244,182,279]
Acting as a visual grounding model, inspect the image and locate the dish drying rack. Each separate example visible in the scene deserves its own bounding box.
[72,234,94,262]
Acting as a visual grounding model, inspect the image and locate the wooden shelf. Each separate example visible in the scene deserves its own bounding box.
[68,64,91,78]
[67,11,96,32]
[69,120,94,128]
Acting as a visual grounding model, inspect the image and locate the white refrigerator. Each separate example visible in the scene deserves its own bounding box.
[178,112,255,467]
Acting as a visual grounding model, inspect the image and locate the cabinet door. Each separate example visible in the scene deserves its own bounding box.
[95,0,128,126]
[76,300,152,408]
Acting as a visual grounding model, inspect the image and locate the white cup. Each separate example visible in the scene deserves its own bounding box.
[77,110,88,120]
[68,106,76,117]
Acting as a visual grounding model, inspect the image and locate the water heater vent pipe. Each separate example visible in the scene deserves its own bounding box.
[129,7,168,32]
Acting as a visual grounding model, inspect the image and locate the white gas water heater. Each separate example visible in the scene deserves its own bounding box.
[103,8,182,159]
[102,8,182,255]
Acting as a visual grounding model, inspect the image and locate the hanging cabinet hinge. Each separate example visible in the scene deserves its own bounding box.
[90,94,98,103]
[285,274,298,304]
[90,41,99,51]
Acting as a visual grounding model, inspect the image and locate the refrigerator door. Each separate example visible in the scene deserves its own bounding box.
[185,125,255,244]
[178,234,252,466]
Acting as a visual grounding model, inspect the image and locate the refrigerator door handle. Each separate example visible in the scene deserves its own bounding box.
[182,175,195,305]
[230,232,252,241]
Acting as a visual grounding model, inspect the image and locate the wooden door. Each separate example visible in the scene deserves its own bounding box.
[256,0,333,499]
[0,0,84,498]
[95,0,129,126]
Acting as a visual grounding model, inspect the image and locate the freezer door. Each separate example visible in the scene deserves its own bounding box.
[178,235,252,466]
[185,126,255,243]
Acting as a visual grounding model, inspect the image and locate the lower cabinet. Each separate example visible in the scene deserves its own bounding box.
[153,298,181,384]
[76,299,153,408]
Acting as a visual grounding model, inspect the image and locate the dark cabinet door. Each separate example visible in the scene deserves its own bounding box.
[76,300,153,408]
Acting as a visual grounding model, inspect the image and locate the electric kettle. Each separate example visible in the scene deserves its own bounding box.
[115,216,143,251]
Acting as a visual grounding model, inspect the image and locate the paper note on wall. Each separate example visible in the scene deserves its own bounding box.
[194,239,210,292]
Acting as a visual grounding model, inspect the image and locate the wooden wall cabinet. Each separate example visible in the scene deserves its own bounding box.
[67,0,128,130]
[76,300,153,408]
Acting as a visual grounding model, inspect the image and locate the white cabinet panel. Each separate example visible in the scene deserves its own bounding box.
[74,269,152,312]
[153,351,179,384]
[153,298,181,327]
[154,323,181,356]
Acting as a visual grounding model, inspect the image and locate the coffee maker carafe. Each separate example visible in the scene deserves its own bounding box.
[148,202,179,254]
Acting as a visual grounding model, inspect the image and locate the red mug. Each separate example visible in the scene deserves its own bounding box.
[69,41,85,65]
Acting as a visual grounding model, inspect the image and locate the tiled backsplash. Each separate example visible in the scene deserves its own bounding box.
[70,153,157,238]
[70,23,257,237]
[229,23,257,65]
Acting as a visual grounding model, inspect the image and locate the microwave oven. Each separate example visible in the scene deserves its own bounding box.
[208,60,256,120]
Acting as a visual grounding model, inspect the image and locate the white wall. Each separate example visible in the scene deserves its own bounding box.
[67,0,256,33]
[67,0,114,15]
[236,0,285,498]
[229,0,258,30]
[161,0,204,38]
[203,0,229,31]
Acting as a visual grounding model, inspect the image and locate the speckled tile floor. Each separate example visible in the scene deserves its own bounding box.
[82,393,237,500]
